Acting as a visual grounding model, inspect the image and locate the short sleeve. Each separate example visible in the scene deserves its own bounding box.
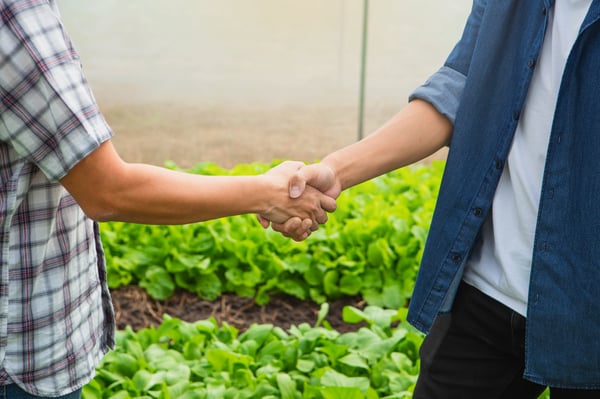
[0,0,113,182]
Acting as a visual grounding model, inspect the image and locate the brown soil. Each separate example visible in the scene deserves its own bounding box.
[111,286,367,333]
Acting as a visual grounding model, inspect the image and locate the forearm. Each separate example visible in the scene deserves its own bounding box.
[60,141,332,225]
[322,99,452,190]
[96,164,278,224]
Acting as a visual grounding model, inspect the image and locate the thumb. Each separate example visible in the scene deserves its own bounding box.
[289,171,308,199]
[290,163,338,198]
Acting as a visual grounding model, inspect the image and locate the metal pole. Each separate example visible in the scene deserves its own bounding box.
[358,0,369,140]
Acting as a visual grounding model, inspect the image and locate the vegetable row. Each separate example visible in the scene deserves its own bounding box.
[84,305,423,399]
[100,161,445,308]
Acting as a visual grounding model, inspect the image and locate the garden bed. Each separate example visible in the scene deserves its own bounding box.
[111,286,367,333]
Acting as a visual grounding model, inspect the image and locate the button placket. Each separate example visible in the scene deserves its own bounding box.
[450,253,462,263]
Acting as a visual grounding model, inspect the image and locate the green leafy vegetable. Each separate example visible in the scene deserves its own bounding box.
[84,307,424,399]
[101,160,445,308]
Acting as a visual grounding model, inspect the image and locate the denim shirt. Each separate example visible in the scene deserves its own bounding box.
[407,0,600,388]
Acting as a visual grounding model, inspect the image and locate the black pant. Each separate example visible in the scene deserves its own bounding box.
[413,282,599,399]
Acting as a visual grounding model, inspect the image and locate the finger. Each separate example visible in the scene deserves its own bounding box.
[282,217,302,232]
[320,195,337,213]
[301,218,313,230]
[289,172,308,199]
[271,217,302,234]
[256,214,271,229]
[289,163,329,198]
[291,223,312,241]
[309,201,329,226]
[298,218,319,233]
[315,212,328,225]
[297,231,311,241]
[271,223,294,238]
[288,228,310,242]
[272,218,312,240]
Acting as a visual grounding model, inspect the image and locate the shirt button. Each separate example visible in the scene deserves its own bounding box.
[542,7,547,16]
[528,59,536,68]
[513,111,521,121]
[473,207,483,217]
[451,253,462,263]
[495,160,503,169]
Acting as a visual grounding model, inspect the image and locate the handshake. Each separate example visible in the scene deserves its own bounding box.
[256,160,343,242]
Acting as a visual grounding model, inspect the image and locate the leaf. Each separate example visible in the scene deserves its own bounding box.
[81,379,103,399]
[240,324,274,348]
[205,349,252,372]
[303,264,324,287]
[132,369,165,391]
[315,303,330,328]
[166,252,211,274]
[321,386,365,399]
[320,369,370,391]
[278,279,308,300]
[193,272,223,301]
[296,358,315,373]
[323,270,340,297]
[367,239,396,269]
[103,391,130,399]
[339,274,363,295]
[94,368,126,386]
[338,353,369,370]
[105,352,139,378]
[342,307,368,324]
[276,373,298,399]
[139,266,175,300]
[165,364,192,386]
[342,306,401,329]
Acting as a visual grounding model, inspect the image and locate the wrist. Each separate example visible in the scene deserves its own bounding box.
[321,156,344,191]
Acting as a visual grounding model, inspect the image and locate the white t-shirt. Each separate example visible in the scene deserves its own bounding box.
[463,0,592,316]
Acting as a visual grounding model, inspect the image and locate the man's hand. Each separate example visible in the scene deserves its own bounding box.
[257,161,337,241]
[258,162,341,240]
[288,162,341,199]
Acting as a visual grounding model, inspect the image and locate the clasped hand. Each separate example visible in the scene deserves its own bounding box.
[258,161,340,241]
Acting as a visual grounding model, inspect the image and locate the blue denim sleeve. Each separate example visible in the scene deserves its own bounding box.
[408,0,488,124]
[409,66,466,125]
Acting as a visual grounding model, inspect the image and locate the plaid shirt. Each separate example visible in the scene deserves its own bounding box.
[0,0,115,396]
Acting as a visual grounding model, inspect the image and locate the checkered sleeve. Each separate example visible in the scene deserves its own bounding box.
[0,0,113,182]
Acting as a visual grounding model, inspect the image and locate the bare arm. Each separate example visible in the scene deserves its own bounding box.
[60,140,336,226]
[286,99,452,199]
[268,99,452,238]
[322,99,451,191]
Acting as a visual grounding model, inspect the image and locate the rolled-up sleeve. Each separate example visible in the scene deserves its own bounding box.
[409,66,466,125]
[409,0,488,125]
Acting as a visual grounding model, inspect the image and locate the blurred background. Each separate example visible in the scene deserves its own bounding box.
[57,0,471,168]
